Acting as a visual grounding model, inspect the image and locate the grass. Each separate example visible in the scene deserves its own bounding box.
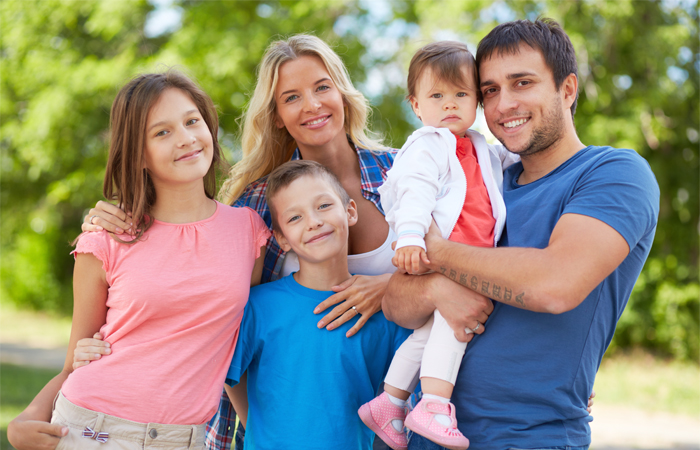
[594,349,700,417]
[1,363,60,449]
[0,301,71,348]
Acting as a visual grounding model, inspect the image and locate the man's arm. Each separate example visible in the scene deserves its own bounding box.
[425,213,629,314]
[383,271,494,342]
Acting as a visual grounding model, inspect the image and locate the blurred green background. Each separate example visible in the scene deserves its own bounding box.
[1,0,698,362]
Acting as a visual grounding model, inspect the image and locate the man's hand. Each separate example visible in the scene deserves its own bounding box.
[383,271,493,342]
[431,275,494,342]
[423,220,446,269]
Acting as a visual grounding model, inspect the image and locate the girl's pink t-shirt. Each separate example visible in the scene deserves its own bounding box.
[62,202,270,425]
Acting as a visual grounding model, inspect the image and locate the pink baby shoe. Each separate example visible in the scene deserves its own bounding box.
[358,392,408,450]
[404,398,469,450]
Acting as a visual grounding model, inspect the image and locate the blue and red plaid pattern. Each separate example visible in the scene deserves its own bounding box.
[205,144,396,449]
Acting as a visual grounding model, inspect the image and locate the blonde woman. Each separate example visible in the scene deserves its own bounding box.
[79,35,400,449]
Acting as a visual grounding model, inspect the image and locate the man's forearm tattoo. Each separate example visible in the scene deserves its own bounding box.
[440,266,526,307]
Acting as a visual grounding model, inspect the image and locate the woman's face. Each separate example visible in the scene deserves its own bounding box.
[274,55,347,151]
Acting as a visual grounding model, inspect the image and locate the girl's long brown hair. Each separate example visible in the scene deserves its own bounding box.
[105,70,226,243]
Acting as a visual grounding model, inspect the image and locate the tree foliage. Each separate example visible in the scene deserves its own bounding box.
[1,0,697,360]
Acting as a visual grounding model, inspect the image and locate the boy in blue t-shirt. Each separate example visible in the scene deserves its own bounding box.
[224,160,410,450]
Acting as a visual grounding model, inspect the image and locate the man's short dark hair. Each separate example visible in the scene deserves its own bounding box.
[476,18,579,118]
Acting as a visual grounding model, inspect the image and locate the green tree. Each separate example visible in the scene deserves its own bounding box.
[1,0,161,312]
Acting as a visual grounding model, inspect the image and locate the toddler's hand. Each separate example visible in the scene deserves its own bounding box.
[392,246,431,274]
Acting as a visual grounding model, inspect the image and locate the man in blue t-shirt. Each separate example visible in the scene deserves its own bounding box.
[383,18,659,450]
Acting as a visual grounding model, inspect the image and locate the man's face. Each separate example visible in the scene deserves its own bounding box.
[479,45,566,157]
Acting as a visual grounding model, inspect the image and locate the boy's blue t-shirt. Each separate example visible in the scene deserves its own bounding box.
[227,274,410,450]
[448,146,659,450]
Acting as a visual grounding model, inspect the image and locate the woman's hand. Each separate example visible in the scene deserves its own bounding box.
[72,332,111,370]
[7,418,67,450]
[588,390,596,415]
[313,273,392,338]
[81,201,133,234]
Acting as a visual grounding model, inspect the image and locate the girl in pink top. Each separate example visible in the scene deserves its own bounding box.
[8,71,270,450]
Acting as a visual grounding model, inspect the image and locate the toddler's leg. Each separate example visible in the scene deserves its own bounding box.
[404,310,469,450]
[420,309,467,390]
[384,314,433,397]
[358,316,433,450]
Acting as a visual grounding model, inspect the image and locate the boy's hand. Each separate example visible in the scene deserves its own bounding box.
[392,246,431,274]
[7,418,67,450]
[73,332,111,370]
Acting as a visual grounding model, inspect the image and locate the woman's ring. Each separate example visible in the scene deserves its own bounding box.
[89,215,99,225]
[351,306,358,314]
[472,322,481,333]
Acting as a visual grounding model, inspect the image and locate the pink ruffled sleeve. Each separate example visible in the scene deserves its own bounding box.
[71,231,111,274]
[244,207,271,259]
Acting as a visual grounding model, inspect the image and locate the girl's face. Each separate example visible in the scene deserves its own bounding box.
[143,88,213,190]
[410,66,478,137]
[274,55,348,151]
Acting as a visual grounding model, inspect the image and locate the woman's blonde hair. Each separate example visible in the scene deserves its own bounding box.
[219,34,384,204]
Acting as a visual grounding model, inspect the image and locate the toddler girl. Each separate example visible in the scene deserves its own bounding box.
[8,71,269,450]
[359,41,518,450]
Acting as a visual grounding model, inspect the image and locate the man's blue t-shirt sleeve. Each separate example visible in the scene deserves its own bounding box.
[226,301,258,386]
[563,148,660,249]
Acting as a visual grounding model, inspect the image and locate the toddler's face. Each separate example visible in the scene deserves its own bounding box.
[410,66,478,137]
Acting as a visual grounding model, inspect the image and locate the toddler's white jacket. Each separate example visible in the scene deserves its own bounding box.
[379,126,520,251]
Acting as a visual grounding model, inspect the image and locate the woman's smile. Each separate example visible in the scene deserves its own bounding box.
[274,55,347,151]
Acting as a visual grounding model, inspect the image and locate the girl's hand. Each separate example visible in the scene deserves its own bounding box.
[313,273,392,338]
[7,418,67,450]
[81,201,133,235]
[588,390,596,415]
[73,332,111,370]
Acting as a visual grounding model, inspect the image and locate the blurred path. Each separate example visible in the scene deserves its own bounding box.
[1,342,66,370]
[590,404,700,450]
[1,342,698,450]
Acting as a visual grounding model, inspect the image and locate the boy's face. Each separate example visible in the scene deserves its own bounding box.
[410,66,478,137]
[272,175,358,265]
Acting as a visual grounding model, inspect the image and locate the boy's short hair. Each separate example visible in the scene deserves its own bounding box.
[475,18,579,117]
[407,41,479,101]
[266,160,351,232]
